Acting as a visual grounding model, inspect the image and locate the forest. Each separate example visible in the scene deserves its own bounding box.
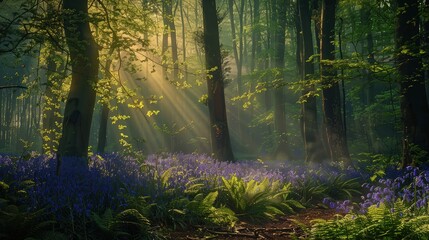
[0,0,429,239]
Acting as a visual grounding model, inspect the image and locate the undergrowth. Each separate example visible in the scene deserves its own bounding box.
[3,152,427,239]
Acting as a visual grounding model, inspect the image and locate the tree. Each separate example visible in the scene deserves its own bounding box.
[228,0,245,139]
[395,0,429,167]
[96,45,114,154]
[272,0,292,160]
[57,0,99,172]
[42,44,64,154]
[41,2,65,154]
[320,0,350,163]
[360,0,378,152]
[424,0,429,106]
[202,0,235,162]
[161,0,179,82]
[297,0,327,162]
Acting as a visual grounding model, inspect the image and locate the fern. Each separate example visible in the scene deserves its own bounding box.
[186,191,237,228]
[91,208,115,237]
[325,174,361,200]
[91,208,156,240]
[218,175,303,222]
[308,200,429,240]
[0,204,55,240]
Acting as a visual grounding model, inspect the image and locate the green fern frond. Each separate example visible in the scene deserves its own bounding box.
[91,208,114,234]
[160,167,175,187]
[202,191,218,207]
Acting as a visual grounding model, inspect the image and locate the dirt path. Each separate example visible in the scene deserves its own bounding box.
[169,208,341,239]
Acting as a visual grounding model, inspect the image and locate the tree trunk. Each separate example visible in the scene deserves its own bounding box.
[97,104,109,153]
[251,0,261,72]
[320,0,350,163]
[424,0,429,106]
[180,0,188,80]
[167,0,179,81]
[396,0,429,167]
[298,0,327,162]
[57,0,99,171]
[42,47,63,154]
[360,2,378,152]
[161,1,169,79]
[312,0,321,57]
[228,0,245,141]
[97,50,114,154]
[0,90,3,149]
[272,0,291,160]
[202,0,235,162]
[250,0,261,148]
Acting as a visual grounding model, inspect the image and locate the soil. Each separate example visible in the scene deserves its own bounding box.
[168,208,343,240]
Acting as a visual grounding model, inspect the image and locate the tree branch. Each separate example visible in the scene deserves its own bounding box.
[0,85,28,90]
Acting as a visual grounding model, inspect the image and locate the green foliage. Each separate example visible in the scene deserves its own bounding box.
[137,166,237,229]
[0,179,64,240]
[218,175,304,222]
[309,200,429,240]
[291,172,328,207]
[290,170,362,207]
[0,181,9,197]
[356,153,399,181]
[91,208,161,240]
[0,181,55,240]
[407,144,429,166]
[0,204,56,240]
[145,189,237,230]
[324,174,361,200]
[185,191,237,228]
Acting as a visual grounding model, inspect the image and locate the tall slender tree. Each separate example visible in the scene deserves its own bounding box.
[395,0,429,167]
[272,0,292,160]
[96,45,115,154]
[202,0,235,162]
[228,0,245,139]
[57,0,99,172]
[320,0,350,163]
[297,0,327,162]
[42,44,64,154]
[360,1,377,152]
[424,0,429,105]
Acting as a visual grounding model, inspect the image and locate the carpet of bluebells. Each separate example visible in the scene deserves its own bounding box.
[2,152,429,238]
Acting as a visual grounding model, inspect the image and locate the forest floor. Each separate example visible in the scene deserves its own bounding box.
[169,208,341,239]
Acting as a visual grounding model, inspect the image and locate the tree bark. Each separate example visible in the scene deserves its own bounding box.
[298,0,327,162]
[57,0,99,171]
[167,0,179,81]
[320,0,350,163]
[202,0,235,162]
[251,0,261,73]
[396,0,429,167]
[180,0,188,80]
[272,0,291,160]
[161,1,169,79]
